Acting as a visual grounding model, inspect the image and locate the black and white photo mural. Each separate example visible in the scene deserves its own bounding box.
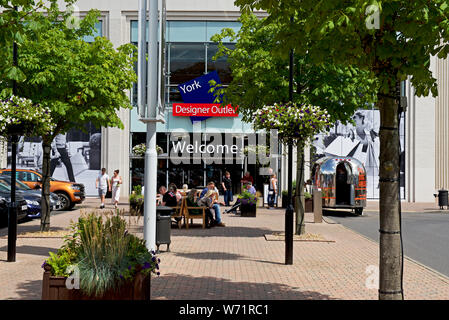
[312,109,405,199]
[7,123,101,196]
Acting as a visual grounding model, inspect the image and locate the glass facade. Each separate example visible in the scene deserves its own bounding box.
[129,20,246,192]
[130,20,239,107]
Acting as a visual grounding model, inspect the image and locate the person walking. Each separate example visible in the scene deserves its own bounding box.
[96,168,111,209]
[221,171,233,207]
[268,173,277,209]
[111,169,122,209]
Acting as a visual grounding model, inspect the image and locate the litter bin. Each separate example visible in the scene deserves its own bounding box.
[437,189,448,210]
[156,206,173,253]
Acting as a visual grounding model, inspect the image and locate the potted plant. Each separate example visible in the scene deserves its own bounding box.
[129,185,144,216]
[132,143,163,157]
[237,190,257,217]
[281,190,289,208]
[41,212,160,300]
[304,191,313,212]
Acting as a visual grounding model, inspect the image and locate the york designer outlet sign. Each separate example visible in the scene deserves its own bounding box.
[174,71,238,120]
[173,103,238,117]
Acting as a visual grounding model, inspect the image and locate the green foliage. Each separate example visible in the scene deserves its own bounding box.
[133,185,143,196]
[234,0,449,98]
[0,3,137,139]
[129,187,144,216]
[210,13,377,124]
[42,212,160,298]
[237,190,257,204]
[45,251,74,277]
[304,192,312,200]
[0,0,63,83]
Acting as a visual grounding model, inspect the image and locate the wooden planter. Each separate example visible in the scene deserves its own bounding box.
[42,265,150,300]
[305,198,313,213]
[240,199,257,217]
[281,195,296,208]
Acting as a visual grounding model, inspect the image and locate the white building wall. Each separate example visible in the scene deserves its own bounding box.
[71,0,243,197]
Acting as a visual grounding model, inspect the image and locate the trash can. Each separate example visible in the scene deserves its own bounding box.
[437,189,448,209]
[156,206,173,253]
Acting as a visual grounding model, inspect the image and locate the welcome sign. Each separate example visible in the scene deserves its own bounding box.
[174,71,237,121]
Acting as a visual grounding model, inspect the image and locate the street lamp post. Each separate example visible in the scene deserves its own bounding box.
[7,5,19,263]
[285,22,294,265]
[139,0,164,252]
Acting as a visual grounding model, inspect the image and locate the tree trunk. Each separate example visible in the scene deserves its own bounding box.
[378,92,402,300]
[295,142,305,235]
[40,141,52,232]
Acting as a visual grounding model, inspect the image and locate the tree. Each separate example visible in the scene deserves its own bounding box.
[211,13,376,234]
[235,0,449,300]
[0,3,137,231]
[0,0,52,85]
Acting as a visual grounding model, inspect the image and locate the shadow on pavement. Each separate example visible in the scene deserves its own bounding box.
[151,274,337,300]
[172,251,284,266]
[128,224,274,238]
[0,244,58,259]
[12,279,42,300]
[323,210,359,218]
[0,225,67,238]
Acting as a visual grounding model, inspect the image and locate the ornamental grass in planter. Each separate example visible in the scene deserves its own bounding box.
[42,211,160,300]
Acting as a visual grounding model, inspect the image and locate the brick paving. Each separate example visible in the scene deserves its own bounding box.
[1,198,449,300]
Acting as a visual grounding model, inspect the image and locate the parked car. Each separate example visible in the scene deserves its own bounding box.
[0,177,61,219]
[0,169,85,211]
[0,190,28,226]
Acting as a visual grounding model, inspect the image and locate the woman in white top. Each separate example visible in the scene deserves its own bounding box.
[268,174,278,208]
[111,169,122,209]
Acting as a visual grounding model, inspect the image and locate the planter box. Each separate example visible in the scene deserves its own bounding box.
[281,195,296,208]
[240,200,257,217]
[42,265,150,300]
[305,198,313,213]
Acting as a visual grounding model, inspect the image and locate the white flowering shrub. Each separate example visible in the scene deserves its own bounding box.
[253,102,332,145]
[132,143,163,157]
[0,96,54,137]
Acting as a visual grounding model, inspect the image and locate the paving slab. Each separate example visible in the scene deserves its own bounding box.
[0,198,448,300]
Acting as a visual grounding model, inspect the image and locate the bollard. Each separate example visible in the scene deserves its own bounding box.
[313,189,323,223]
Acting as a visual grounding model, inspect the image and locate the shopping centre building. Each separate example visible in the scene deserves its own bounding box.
[1,0,448,203]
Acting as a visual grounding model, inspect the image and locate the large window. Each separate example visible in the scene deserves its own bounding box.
[83,21,103,43]
[130,20,241,106]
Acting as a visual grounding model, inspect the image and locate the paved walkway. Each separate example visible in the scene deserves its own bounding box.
[1,198,449,300]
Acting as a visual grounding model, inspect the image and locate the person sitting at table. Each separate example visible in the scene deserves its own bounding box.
[197,189,219,228]
[168,183,182,204]
[161,185,177,207]
[200,181,225,205]
[186,188,203,218]
[157,186,167,206]
[182,184,189,195]
[199,182,225,227]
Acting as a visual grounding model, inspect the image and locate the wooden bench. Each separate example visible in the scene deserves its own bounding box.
[183,197,208,229]
[169,198,185,229]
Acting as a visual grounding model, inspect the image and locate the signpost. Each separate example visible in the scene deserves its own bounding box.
[138,0,166,251]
